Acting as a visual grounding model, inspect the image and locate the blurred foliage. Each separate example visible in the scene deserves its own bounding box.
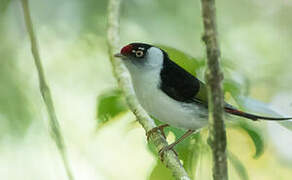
[148,159,175,180]
[1,0,292,179]
[175,131,201,179]
[0,43,34,137]
[0,7,34,138]
[238,121,264,159]
[0,0,11,16]
[97,89,127,128]
[228,151,249,180]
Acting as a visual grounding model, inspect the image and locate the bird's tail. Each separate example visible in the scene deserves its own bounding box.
[224,107,292,121]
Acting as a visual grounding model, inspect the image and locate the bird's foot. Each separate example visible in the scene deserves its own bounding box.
[146,124,169,141]
[159,143,178,161]
[159,129,195,161]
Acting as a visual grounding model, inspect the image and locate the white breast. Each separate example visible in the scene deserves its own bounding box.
[125,47,209,130]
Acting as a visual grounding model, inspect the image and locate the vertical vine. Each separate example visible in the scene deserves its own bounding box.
[200,0,228,179]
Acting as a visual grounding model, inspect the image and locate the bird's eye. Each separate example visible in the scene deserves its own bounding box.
[135,50,144,58]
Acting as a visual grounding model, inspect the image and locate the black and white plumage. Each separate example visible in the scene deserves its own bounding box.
[115,43,292,130]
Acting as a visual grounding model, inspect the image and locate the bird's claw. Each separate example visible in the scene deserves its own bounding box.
[159,145,178,161]
[146,124,169,141]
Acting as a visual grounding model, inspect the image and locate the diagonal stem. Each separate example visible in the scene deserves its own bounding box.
[106,0,191,179]
[20,0,74,179]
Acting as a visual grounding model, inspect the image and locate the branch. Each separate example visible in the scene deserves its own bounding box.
[200,0,228,179]
[21,1,74,180]
[106,0,190,179]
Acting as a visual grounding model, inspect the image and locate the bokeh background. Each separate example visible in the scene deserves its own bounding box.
[1,0,292,179]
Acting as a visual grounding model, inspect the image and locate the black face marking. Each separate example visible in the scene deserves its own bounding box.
[128,43,152,59]
[159,51,200,103]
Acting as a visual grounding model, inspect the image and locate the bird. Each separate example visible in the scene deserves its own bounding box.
[114,42,292,155]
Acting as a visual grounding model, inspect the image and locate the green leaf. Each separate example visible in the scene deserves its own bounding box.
[228,151,249,180]
[239,121,265,159]
[96,88,128,128]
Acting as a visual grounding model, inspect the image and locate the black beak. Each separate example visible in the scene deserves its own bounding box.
[114,53,126,58]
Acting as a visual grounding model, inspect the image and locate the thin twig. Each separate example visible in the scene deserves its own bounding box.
[200,0,228,179]
[21,1,74,180]
[106,0,191,179]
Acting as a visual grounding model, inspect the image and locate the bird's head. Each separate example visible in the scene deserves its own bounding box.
[115,43,165,71]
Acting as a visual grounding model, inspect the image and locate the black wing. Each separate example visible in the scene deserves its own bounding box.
[159,53,201,103]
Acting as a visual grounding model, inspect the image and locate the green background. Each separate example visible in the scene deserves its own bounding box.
[1,0,292,179]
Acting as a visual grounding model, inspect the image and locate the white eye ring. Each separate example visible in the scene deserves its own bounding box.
[135,50,144,58]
